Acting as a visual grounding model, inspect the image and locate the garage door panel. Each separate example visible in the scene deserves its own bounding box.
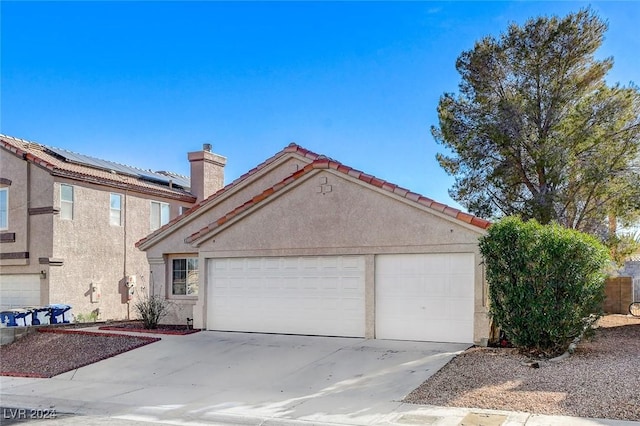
[449,254,474,271]
[450,276,474,298]
[422,300,452,319]
[208,256,365,337]
[0,275,41,310]
[341,277,362,291]
[322,281,338,291]
[376,253,475,343]
[418,276,448,297]
[341,298,362,312]
[342,257,362,269]
[380,298,454,322]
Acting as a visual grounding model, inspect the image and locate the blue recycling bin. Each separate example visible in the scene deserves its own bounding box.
[26,306,50,325]
[0,309,30,326]
[0,311,18,327]
[47,304,72,324]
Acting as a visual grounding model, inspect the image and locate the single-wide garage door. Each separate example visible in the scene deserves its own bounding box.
[207,256,365,337]
[0,274,41,310]
[375,253,475,343]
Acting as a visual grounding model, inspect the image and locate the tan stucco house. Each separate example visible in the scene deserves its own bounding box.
[0,134,225,322]
[137,143,492,344]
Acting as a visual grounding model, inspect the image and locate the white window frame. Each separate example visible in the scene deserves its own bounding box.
[150,201,170,231]
[60,184,74,220]
[171,257,199,296]
[0,187,8,230]
[110,193,123,226]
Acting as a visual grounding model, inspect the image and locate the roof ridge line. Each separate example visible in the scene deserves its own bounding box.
[0,133,41,146]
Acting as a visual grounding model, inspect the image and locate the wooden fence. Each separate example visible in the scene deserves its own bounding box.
[603,277,634,314]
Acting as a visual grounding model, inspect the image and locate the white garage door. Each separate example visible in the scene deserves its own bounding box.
[375,253,475,343]
[0,274,41,310]
[207,256,365,337]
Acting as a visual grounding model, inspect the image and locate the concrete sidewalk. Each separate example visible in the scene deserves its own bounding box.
[1,329,638,426]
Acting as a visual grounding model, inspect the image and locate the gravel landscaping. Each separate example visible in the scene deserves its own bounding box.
[0,328,159,378]
[405,315,640,421]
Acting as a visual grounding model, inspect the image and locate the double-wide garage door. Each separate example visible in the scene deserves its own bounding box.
[207,253,475,342]
[207,256,366,337]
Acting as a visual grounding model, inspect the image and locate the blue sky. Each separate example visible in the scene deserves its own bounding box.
[1,1,638,210]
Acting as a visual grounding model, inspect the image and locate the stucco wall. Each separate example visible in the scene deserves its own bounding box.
[50,178,192,321]
[1,153,36,267]
[1,155,55,306]
[146,156,307,259]
[146,156,309,324]
[199,170,482,252]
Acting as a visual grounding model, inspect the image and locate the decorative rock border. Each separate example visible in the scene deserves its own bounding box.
[97,325,200,335]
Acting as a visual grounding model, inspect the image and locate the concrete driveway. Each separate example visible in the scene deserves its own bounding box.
[0,330,468,425]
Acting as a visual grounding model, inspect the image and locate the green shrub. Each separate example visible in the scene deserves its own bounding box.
[133,294,171,329]
[479,217,610,357]
[75,310,99,323]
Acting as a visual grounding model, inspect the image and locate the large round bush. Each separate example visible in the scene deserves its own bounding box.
[479,217,610,356]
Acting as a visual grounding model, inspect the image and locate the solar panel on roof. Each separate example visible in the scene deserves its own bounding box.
[44,145,189,191]
[138,172,170,185]
[157,171,190,189]
[45,146,139,177]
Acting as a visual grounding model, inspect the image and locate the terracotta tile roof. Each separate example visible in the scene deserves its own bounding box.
[198,142,326,205]
[136,142,326,248]
[0,134,196,202]
[184,157,491,244]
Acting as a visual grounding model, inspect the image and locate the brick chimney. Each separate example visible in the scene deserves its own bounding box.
[188,143,226,202]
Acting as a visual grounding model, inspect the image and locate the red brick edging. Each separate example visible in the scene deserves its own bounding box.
[98,326,200,335]
[38,327,162,341]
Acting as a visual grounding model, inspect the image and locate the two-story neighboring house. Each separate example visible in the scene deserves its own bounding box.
[0,134,225,322]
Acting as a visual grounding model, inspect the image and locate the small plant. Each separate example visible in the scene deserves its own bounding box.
[133,294,171,329]
[75,310,99,323]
